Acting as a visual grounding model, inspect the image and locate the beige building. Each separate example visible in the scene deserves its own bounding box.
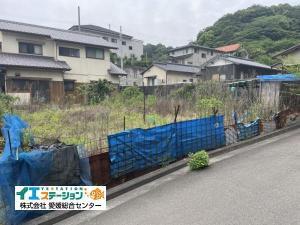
[0,19,126,104]
[168,43,222,66]
[273,44,300,66]
[142,63,200,86]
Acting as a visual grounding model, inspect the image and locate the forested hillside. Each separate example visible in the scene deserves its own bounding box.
[196,4,300,64]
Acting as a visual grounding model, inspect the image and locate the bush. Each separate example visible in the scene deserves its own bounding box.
[196,97,223,115]
[78,79,115,105]
[188,150,209,170]
[0,93,16,118]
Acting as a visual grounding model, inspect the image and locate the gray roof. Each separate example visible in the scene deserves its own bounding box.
[0,19,117,49]
[0,52,71,70]
[70,25,133,39]
[109,62,127,75]
[168,43,221,53]
[223,56,271,69]
[143,63,200,75]
[273,44,300,58]
[207,56,271,69]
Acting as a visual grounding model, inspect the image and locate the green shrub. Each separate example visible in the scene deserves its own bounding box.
[170,84,196,100]
[188,150,209,170]
[121,86,143,107]
[0,93,16,119]
[196,97,223,116]
[78,79,115,105]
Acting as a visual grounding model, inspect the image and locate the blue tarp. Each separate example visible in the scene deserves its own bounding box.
[237,119,260,141]
[0,115,91,224]
[0,115,53,224]
[108,115,225,178]
[257,74,300,82]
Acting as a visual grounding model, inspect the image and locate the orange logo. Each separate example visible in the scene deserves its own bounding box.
[87,188,105,200]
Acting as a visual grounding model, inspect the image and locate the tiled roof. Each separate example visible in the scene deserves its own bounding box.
[0,52,71,70]
[143,63,200,75]
[109,62,127,75]
[216,44,240,53]
[0,19,117,49]
[70,25,133,39]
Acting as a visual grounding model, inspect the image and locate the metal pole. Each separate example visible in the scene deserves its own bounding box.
[7,130,12,157]
[143,80,146,123]
[120,26,124,70]
[123,116,126,130]
[78,6,81,31]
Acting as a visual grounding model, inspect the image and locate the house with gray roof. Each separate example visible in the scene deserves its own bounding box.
[142,62,200,86]
[70,25,143,60]
[198,55,279,81]
[168,43,222,66]
[0,19,126,104]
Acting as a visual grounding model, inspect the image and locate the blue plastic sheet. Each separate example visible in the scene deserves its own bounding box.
[0,115,91,224]
[0,115,53,224]
[108,115,225,178]
[237,119,260,141]
[257,74,299,81]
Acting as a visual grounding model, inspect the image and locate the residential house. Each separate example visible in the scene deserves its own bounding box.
[69,25,143,60]
[120,66,144,86]
[198,55,279,81]
[168,43,221,66]
[142,63,200,86]
[0,19,126,104]
[273,44,300,72]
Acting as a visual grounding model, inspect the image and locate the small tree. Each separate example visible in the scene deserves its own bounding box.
[79,79,115,105]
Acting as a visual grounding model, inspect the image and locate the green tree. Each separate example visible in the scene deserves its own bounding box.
[196,4,300,65]
[79,79,115,105]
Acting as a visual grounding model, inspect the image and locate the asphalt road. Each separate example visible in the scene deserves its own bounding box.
[58,129,300,225]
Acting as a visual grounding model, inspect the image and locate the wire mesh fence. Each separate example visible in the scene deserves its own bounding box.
[1,81,299,181]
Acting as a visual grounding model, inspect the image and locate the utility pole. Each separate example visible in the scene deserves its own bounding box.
[78,6,81,31]
[120,26,124,70]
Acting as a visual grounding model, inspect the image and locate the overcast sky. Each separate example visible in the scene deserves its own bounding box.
[0,0,299,47]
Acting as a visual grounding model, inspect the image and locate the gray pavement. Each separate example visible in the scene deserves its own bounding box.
[57,129,300,225]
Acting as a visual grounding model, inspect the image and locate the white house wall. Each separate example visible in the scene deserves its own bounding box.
[0,31,119,84]
[1,31,55,57]
[5,68,64,81]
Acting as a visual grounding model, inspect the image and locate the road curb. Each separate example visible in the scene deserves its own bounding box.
[25,122,300,225]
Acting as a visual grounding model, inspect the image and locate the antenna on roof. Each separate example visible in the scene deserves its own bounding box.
[108,24,111,30]
[78,6,81,31]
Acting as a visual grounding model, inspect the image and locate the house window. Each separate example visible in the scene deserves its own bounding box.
[122,41,126,45]
[189,79,193,83]
[59,47,80,57]
[187,62,193,65]
[86,47,104,59]
[103,37,109,41]
[19,42,42,55]
[111,38,118,43]
[186,49,189,54]
[11,79,29,91]
[201,53,206,58]
[183,80,187,82]
[64,80,75,92]
[129,46,133,50]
